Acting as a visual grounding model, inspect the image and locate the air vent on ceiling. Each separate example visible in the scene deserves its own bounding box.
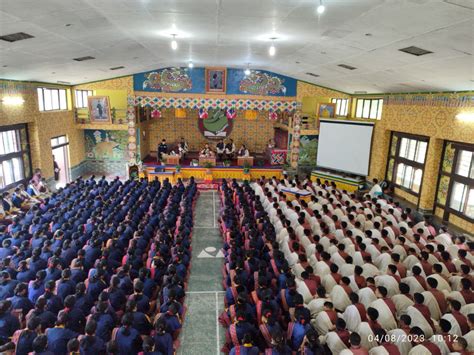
[338,64,357,70]
[0,32,34,43]
[306,72,320,77]
[399,46,433,56]
[110,66,125,70]
[57,81,71,85]
[354,91,367,94]
[73,56,95,62]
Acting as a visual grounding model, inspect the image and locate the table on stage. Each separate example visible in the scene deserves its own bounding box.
[237,156,254,166]
[164,155,180,165]
[281,188,312,202]
[199,157,216,166]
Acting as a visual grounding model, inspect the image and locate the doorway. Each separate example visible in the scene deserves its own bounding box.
[51,135,70,188]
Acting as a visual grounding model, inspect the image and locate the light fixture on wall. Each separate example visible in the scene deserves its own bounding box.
[244,63,251,76]
[1,96,24,105]
[188,61,194,68]
[171,34,178,50]
[269,38,277,56]
[456,111,474,122]
[317,0,325,14]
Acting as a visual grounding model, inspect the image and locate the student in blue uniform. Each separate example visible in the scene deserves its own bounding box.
[229,334,259,355]
[31,334,54,355]
[113,313,142,355]
[78,319,106,355]
[153,319,173,355]
[45,311,78,354]
[62,295,86,334]
[9,316,42,355]
[0,300,21,345]
[8,282,34,316]
[56,269,76,302]
[287,307,311,351]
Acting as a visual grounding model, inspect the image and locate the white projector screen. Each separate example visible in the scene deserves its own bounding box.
[316,119,374,176]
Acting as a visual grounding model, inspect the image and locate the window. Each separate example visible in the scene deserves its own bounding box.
[331,98,349,116]
[75,90,93,108]
[386,133,428,195]
[0,125,31,190]
[355,98,383,119]
[455,150,474,178]
[37,87,68,111]
[445,147,474,219]
[51,135,68,147]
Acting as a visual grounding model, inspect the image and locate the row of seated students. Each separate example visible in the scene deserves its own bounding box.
[0,175,198,355]
[218,177,473,355]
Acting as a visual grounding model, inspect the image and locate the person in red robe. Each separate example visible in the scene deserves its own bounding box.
[413,293,436,333]
[427,277,448,315]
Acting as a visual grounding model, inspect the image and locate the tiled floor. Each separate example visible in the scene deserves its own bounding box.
[178,191,226,355]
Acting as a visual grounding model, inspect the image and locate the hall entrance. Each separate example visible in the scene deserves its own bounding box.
[51,135,70,187]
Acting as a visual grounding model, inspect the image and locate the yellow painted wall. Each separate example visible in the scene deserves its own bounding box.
[368,94,473,232]
[0,80,85,179]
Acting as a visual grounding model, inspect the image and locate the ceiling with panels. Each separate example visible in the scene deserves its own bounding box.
[0,0,473,93]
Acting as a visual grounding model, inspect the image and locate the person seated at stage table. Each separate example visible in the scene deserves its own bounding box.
[237,144,249,157]
[200,143,215,158]
[225,139,236,160]
[216,140,225,161]
[178,137,189,158]
[158,139,168,161]
[267,138,275,149]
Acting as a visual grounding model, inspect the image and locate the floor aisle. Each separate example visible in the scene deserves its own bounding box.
[178,190,226,354]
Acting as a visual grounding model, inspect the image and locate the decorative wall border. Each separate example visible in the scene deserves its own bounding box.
[383,94,474,107]
[134,95,297,112]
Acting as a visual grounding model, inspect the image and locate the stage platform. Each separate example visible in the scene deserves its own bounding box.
[141,162,283,182]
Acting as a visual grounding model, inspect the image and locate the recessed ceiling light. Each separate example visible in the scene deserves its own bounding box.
[0,32,34,43]
[171,34,178,50]
[317,0,325,14]
[244,63,251,76]
[399,46,433,56]
[269,37,277,56]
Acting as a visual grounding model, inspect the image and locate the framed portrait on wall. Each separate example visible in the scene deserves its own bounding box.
[205,67,226,93]
[88,96,111,123]
[317,103,336,118]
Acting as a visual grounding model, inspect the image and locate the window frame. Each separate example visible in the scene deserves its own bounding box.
[354,98,383,120]
[331,98,349,116]
[37,87,68,112]
[74,90,93,108]
[438,142,474,222]
[0,124,32,192]
[386,132,429,199]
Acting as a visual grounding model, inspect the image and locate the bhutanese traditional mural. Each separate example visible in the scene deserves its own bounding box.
[298,135,318,166]
[239,71,286,96]
[134,67,297,97]
[84,130,129,161]
[142,68,193,92]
